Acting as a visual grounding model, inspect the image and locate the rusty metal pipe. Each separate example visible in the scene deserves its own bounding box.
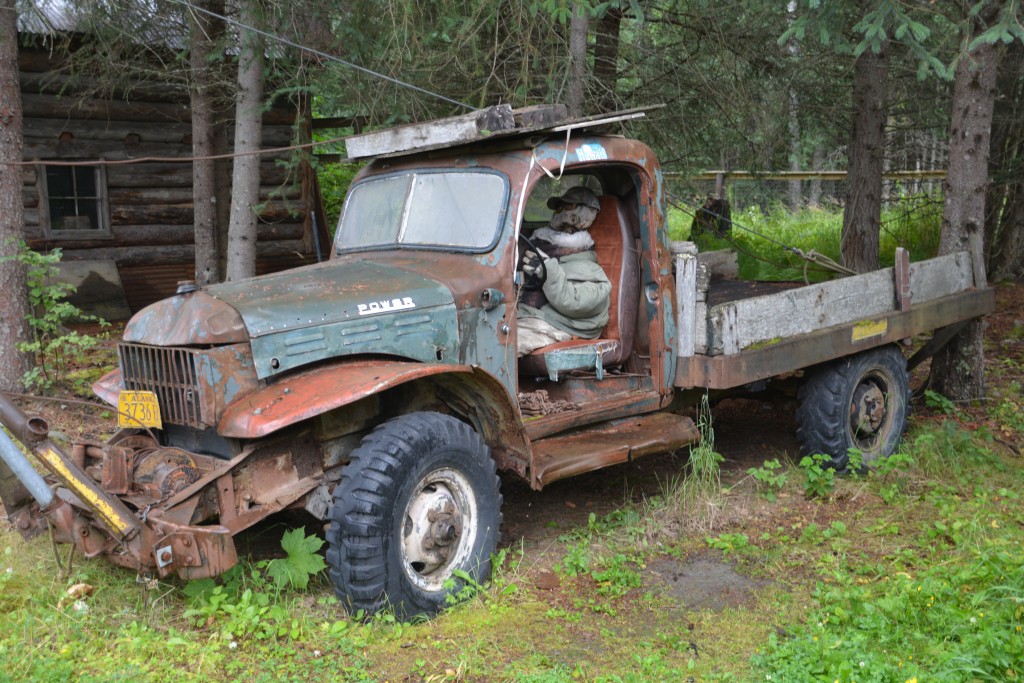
[0,428,53,507]
[0,392,49,445]
[0,392,139,540]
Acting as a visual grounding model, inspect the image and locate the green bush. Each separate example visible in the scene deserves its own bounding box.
[0,242,108,394]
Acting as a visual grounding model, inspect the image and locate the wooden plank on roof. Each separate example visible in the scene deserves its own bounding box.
[345,105,517,159]
[342,104,579,160]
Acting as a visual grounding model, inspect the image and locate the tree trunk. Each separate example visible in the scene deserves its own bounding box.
[840,31,889,273]
[788,87,801,210]
[225,0,264,282]
[809,143,825,207]
[985,42,1024,281]
[0,4,32,392]
[566,2,589,118]
[190,0,222,286]
[928,26,1001,401]
[592,6,621,113]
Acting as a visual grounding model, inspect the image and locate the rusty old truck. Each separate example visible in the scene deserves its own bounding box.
[0,104,995,617]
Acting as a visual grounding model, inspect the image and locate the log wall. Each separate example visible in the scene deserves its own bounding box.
[18,45,320,313]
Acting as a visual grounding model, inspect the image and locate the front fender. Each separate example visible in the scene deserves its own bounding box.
[219,360,470,438]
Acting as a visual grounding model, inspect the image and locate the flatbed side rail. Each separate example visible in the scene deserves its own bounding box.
[671,245,993,390]
[675,287,995,389]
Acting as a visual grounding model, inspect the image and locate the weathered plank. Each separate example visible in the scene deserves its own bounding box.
[105,161,293,188]
[895,247,910,311]
[24,118,193,144]
[59,239,308,267]
[21,93,190,124]
[677,288,996,390]
[908,251,974,303]
[22,137,190,159]
[707,268,898,355]
[674,245,698,357]
[345,105,515,159]
[704,250,977,356]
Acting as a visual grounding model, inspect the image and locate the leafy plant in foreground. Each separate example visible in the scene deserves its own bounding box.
[263,527,327,590]
[799,453,836,499]
[0,241,108,393]
[747,458,788,501]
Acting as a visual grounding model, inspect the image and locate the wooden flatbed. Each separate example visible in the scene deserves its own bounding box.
[671,243,996,390]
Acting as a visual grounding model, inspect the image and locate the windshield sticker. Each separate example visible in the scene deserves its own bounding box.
[358,297,416,316]
[577,143,608,162]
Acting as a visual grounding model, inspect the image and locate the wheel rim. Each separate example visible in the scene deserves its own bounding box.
[848,369,895,452]
[400,468,479,592]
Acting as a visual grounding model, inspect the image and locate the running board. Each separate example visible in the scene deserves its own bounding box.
[530,412,699,488]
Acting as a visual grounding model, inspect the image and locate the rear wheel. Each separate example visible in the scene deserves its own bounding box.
[796,346,909,471]
[326,412,502,618]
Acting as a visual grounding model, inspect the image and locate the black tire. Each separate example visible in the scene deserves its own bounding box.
[326,412,502,618]
[796,345,910,471]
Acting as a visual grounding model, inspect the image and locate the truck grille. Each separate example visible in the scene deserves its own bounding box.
[118,343,204,428]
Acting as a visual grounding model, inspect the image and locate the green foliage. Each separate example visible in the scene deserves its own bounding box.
[992,383,1024,437]
[689,392,724,488]
[799,453,836,499]
[873,450,915,504]
[924,388,957,415]
[591,554,642,598]
[751,498,1024,682]
[263,528,327,590]
[747,458,788,501]
[182,529,326,640]
[0,243,108,394]
[705,532,750,554]
[782,0,951,79]
[668,201,942,283]
[970,1,1024,49]
[315,161,362,235]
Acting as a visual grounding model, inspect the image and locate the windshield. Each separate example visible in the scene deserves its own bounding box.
[334,171,508,252]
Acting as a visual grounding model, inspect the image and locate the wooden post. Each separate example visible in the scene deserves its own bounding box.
[968,228,987,290]
[674,242,698,357]
[714,172,726,200]
[894,247,911,311]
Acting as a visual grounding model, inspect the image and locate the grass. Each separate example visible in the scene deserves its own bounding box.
[1,401,1022,681]
[0,200,1018,680]
[667,197,942,282]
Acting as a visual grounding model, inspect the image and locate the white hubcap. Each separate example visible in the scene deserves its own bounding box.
[401,468,478,592]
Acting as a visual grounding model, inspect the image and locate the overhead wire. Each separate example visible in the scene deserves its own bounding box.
[1,0,477,168]
[4,135,351,167]
[164,0,477,112]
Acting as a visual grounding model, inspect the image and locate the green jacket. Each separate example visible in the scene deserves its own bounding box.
[517,251,611,338]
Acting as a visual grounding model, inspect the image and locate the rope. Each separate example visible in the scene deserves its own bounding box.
[2,134,350,167]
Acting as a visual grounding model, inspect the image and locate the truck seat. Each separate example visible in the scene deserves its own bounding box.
[519,194,639,380]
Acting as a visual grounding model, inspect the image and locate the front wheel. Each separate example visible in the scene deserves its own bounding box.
[796,345,910,471]
[326,412,502,618]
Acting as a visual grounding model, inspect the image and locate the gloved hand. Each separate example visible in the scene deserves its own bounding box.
[521,250,546,289]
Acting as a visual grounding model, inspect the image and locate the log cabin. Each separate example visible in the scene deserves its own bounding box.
[17,23,328,319]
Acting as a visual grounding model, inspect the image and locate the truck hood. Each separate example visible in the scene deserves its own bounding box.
[123,261,460,379]
[207,260,459,379]
[204,260,455,339]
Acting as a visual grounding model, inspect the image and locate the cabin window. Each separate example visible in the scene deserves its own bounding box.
[38,164,111,238]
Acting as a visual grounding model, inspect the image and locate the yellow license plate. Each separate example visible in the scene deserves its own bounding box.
[118,391,163,429]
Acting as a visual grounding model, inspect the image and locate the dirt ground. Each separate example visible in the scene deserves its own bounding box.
[8,280,1024,610]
